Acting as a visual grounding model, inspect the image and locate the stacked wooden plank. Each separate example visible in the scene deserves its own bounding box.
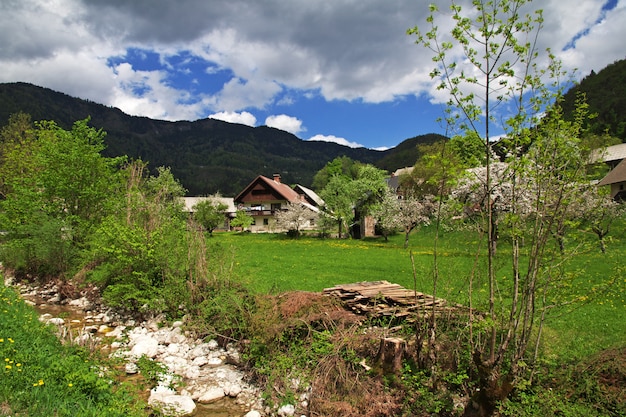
[323,280,469,322]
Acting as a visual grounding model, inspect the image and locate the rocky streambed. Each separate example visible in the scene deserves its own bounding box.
[10,279,279,417]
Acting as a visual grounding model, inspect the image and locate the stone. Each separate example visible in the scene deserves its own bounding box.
[244,411,262,417]
[47,317,65,325]
[225,382,242,397]
[191,356,208,367]
[130,335,159,358]
[68,297,90,309]
[148,388,196,417]
[207,356,223,366]
[125,362,139,374]
[206,339,219,350]
[277,404,296,416]
[197,386,225,403]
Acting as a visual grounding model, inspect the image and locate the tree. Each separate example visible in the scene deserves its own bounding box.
[312,156,361,190]
[85,161,191,314]
[274,201,318,237]
[193,198,228,236]
[230,210,253,231]
[407,0,598,412]
[372,188,434,247]
[0,117,124,278]
[319,163,388,238]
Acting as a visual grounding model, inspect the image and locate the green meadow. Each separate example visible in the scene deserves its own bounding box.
[213,225,626,362]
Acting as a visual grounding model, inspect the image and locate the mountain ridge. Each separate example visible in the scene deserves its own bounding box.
[0,82,441,195]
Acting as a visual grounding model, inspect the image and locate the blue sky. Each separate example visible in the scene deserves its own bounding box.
[1,0,624,150]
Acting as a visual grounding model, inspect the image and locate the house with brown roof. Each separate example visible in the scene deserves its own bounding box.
[592,143,626,201]
[234,174,324,232]
[598,158,626,201]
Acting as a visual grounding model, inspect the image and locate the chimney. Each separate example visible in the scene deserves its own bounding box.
[273,173,281,183]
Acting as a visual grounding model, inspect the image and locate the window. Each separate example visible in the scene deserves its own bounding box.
[271,203,281,211]
[263,218,269,226]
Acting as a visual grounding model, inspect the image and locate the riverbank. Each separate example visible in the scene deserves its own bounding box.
[6,276,270,417]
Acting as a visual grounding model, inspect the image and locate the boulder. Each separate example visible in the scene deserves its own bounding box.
[130,335,159,358]
[197,386,225,403]
[148,387,196,417]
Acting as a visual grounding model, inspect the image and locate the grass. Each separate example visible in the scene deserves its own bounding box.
[211,223,626,362]
[0,283,147,417]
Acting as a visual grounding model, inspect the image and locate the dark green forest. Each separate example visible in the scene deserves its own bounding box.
[1,58,625,195]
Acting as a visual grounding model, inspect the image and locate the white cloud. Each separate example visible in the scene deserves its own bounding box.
[209,111,257,126]
[265,114,305,135]
[307,134,364,149]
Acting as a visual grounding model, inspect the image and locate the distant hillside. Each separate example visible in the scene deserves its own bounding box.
[375,133,448,172]
[1,82,440,195]
[561,58,626,141]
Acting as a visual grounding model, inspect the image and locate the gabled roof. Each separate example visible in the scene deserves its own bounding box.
[234,175,302,204]
[590,143,626,164]
[293,184,324,207]
[598,158,626,186]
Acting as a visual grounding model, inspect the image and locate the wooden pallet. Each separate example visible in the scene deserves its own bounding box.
[323,280,470,321]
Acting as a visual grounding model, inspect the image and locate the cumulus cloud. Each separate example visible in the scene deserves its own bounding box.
[307,134,364,149]
[209,111,257,126]
[0,0,624,145]
[265,114,305,135]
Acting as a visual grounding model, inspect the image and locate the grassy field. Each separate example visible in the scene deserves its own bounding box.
[211,224,626,362]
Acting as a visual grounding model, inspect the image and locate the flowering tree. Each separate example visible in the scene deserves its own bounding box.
[274,201,318,237]
[373,188,434,248]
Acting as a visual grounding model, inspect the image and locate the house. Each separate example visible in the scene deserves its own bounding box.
[181,196,237,230]
[598,158,626,201]
[594,143,626,201]
[234,174,324,232]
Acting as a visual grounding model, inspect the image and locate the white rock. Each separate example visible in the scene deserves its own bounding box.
[172,320,184,328]
[125,362,139,374]
[148,389,196,417]
[68,297,90,309]
[130,335,159,358]
[207,357,223,366]
[184,366,200,380]
[47,317,65,325]
[206,339,219,350]
[197,386,225,403]
[166,343,181,355]
[39,313,52,322]
[277,404,295,417]
[225,382,242,397]
[191,356,208,367]
[244,411,262,417]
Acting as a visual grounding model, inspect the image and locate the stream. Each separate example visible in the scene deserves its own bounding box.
[23,291,256,417]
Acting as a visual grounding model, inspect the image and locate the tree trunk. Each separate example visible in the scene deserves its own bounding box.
[376,337,406,375]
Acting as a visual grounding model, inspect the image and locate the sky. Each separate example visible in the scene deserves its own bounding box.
[0,0,624,151]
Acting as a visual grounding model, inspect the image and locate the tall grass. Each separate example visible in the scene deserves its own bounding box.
[0,282,146,417]
[213,224,626,361]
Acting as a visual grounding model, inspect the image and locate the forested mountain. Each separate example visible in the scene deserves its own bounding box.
[0,83,452,195]
[0,82,402,195]
[561,58,626,140]
[2,56,623,196]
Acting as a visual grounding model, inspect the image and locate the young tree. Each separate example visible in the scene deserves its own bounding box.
[373,188,434,248]
[319,163,388,238]
[274,201,318,237]
[407,0,597,412]
[193,198,228,236]
[230,210,254,231]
